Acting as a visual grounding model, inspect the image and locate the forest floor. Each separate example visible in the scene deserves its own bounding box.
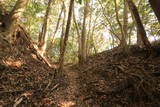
[0,31,160,106]
[52,66,86,107]
[50,44,160,107]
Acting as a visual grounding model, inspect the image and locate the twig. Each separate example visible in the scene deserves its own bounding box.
[51,83,60,91]
[13,96,23,107]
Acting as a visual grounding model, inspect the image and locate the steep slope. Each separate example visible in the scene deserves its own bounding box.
[0,26,59,106]
[72,45,160,106]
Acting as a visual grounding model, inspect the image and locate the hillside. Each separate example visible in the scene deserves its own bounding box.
[71,45,160,106]
[1,0,160,106]
[1,36,160,106]
[0,26,59,106]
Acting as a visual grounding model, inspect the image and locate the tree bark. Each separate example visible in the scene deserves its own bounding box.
[73,8,81,63]
[123,0,129,43]
[87,17,98,55]
[129,0,143,46]
[59,0,74,72]
[59,4,66,63]
[38,0,53,57]
[148,0,160,23]
[86,3,92,57]
[114,0,128,52]
[127,0,152,50]
[3,0,29,42]
[80,0,88,64]
[47,2,65,52]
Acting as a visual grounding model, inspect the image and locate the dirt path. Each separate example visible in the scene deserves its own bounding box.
[53,66,101,107]
[54,67,84,107]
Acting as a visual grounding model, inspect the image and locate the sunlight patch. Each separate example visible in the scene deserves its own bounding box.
[58,101,75,107]
[3,59,23,67]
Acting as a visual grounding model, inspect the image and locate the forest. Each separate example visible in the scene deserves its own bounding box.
[0,0,160,106]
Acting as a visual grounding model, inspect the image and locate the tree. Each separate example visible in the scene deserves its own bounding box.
[2,0,29,42]
[73,7,81,63]
[59,2,66,65]
[59,0,74,72]
[114,0,127,50]
[48,2,65,50]
[38,0,53,57]
[79,0,88,64]
[127,0,152,50]
[123,0,129,45]
[148,0,160,23]
[98,0,121,43]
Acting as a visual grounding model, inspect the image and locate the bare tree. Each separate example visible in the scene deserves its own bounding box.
[59,0,74,72]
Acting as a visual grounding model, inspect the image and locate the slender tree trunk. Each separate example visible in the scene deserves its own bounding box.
[47,2,65,51]
[128,0,143,46]
[80,0,88,64]
[137,30,143,46]
[127,0,152,50]
[60,5,66,61]
[148,0,160,23]
[73,8,81,63]
[128,24,134,45]
[86,3,92,57]
[114,0,127,50]
[38,0,52,57]
[127,0,143,45]
[89,17,98,55]
[59,0,74,72]
[111,33,115,48]
[123,0,128,43]
[53,2,65,39]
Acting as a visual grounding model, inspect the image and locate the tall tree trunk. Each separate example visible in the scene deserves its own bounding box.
[137,30,143,46]
[123,0,128,43]
[86,5,92,57]
[89,17,98,55]
[127,0,152,50]
[4,0,29,42]
[129,0,143,46]
[60,4,66,63]
[114,0,127,50]
[59,0,74,72]
[80,0,88,64]
[73,8,81,63]
[148,0,160,23]
[38,0,52,57]
[47,2,65,52]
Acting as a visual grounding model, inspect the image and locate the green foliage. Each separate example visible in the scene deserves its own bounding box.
[77,0,82,4]
[1,0,160,64]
